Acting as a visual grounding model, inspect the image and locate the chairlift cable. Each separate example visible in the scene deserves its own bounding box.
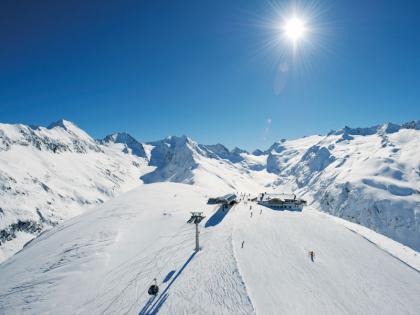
[101,223,194,314]
[121,221,201,314]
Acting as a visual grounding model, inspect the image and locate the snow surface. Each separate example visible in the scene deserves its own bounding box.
[0,183,419,314]
[1,118,419,267]
[265,126,420,251]
[0,122,153,262]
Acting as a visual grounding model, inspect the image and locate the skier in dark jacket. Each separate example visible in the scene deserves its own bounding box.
[309,250,315,262]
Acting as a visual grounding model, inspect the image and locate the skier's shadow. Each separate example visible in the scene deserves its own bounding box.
[139,251,197,315]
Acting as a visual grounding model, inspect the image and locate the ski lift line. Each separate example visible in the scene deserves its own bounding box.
[147,230,195,276]
[127,222,203,313]
[97,265,157,305]
[110,231,194,272]
[97,240,188,305]
[124,241,196,315]
[111,268,159,314]
[99,225,194,297]
[111,238,192,298]
[102,267,155,295]
[102,209,210,314]
[100,227,194,315]
[105,234,196,315]
[99,260,161,299]
[102,258,171,314]
[103,224,192,278]
[172,238,239,314]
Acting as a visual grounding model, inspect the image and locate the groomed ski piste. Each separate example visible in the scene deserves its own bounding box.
[0,182,419,314]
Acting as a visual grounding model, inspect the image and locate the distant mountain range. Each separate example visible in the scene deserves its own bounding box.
[0,118,419,262]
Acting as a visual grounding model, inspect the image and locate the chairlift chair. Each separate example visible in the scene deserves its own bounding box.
[148,278,159,296]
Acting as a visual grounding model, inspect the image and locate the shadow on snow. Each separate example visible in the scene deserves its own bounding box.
[261,205,303,212]
[205,205,231,228]
[163,270,176,283]
[138,251,197,315]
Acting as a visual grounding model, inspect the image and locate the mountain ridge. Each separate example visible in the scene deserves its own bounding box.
[0,118,419,262]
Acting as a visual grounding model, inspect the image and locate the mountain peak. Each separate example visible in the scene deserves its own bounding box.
[231,147,248,155]
[166,135,194,144]
[47,119,78,131]
[329,120,420,138]
[102,132,135,143]
[252,149,265,156]
[47,119,93,140]
[101,132,146,158]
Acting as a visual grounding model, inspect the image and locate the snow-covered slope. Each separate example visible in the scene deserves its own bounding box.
[0,124,275,263]
[265,122,420,251]
[0,183,418,314]
[0,120,152,262]
[1,118,419,266]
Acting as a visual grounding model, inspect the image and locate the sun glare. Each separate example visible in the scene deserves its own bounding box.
[253,1,329,92]
[284,17,305,42]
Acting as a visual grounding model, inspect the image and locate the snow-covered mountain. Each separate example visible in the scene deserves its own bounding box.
[0,120,152,261]
[200,143,244,163]
[0,119,419,264]
[142,135,275,191]
[264,121,420,251]
[0,123,274,262]
[142,136,201,184]
[100,132,147,158]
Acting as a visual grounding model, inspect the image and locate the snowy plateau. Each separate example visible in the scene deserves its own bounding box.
[0,119,419,314]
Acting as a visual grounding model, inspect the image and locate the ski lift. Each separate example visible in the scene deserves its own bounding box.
[148,278,159,296]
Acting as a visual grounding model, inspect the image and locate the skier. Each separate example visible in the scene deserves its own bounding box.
[260,209,262,215]
[241,241,245,248]
[309,250,315,262]
[250,212,253,218]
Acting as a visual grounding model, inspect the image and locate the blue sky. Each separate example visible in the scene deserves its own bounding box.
[1,0,419,150]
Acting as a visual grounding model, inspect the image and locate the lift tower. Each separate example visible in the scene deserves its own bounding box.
[187,212,206,252]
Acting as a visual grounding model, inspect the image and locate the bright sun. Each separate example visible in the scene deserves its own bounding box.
[284,17,305,42]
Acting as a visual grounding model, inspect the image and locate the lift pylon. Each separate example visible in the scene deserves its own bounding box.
[187,212,206,251]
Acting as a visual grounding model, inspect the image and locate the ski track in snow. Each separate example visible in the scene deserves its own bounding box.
[0,184,419,314]
[2,119,420,266]
[233,201,420,315]
[134,203,255,314]
[80,202,255,315]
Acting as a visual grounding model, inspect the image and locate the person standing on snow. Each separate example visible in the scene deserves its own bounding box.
[309,250,315,262]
